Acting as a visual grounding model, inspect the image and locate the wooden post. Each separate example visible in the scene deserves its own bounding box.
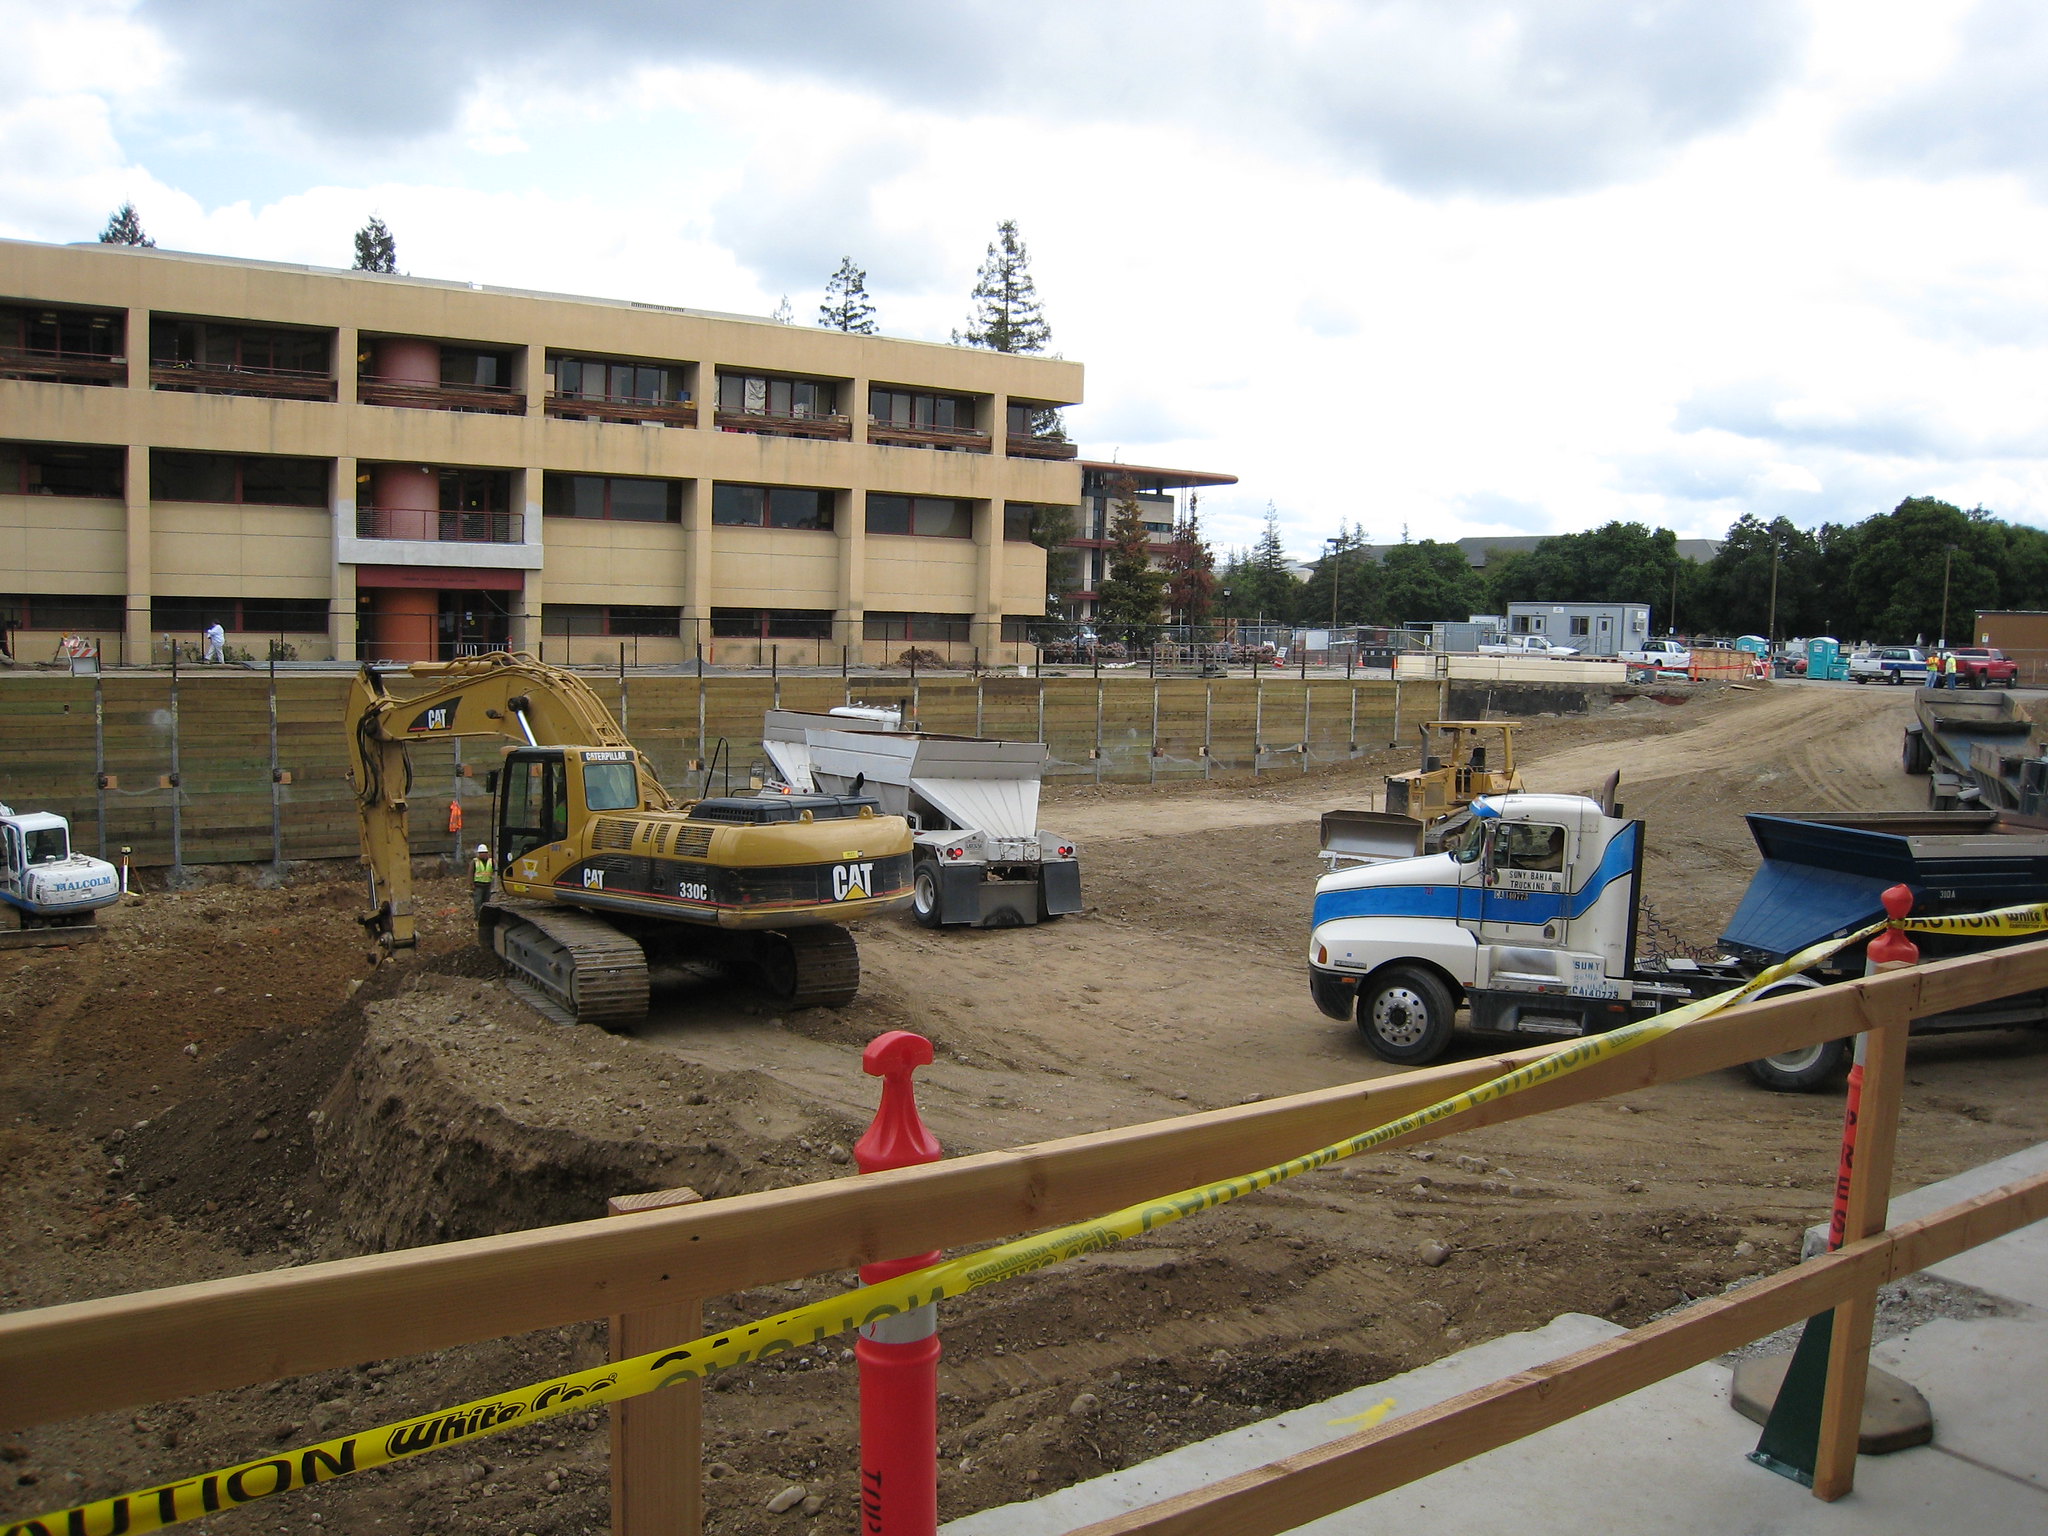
[1810,999,1911,1500]
[609,1186,706,1536]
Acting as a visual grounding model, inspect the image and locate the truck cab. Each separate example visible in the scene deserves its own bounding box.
[0,805,121,933]
[1619,637,1691,670]
[1308,794,1685,1064]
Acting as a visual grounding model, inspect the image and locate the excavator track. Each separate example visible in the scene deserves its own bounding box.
[487,899,649,1030]
[759,924,862,1010]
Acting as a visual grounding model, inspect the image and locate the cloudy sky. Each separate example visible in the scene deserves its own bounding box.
[6,0,2047,558]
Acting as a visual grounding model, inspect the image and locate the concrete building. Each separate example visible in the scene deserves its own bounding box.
[0,238,1083,665]
[1062,461,1237,623]
[1505,600,1650,656]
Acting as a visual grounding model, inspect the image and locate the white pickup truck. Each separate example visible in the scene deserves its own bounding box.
[1476,634,1580,658]
[1618,638,1691,669]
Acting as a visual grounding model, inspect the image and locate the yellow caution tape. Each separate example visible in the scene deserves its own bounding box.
[1901,899,2048,935]
[4,922,1875,1536]
[1328,1397,1398,1429]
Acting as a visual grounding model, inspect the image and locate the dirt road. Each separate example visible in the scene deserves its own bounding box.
[3,681,2042,1536]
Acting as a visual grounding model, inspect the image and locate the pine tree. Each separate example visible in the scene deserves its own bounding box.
[770,295,794,324]
[1094,475,1169,641]
[99,202,154,247]
[817,258,877,334]
[1231,503,1302,623]
[353,217,397,274]
[1161,494,1218,627]
[954,220,1051,354]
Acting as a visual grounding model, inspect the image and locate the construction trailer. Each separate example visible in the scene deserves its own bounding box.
[761,708,1082,929]
[1901,688,2048,813]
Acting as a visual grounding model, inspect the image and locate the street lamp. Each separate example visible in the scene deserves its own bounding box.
[1938,543,1958,649]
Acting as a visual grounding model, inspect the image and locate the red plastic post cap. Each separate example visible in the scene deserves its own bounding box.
[854,1031,943,1174]
[1868,883,1920,967]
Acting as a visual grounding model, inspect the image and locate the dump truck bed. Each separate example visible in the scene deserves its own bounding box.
[1721,809,2048,962]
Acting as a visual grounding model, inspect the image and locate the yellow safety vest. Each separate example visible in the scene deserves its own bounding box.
[473,855,493,885]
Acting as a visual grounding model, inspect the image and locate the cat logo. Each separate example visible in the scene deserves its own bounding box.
[407,700,459,733]
[583,868,605,890]
[831,861,874,901]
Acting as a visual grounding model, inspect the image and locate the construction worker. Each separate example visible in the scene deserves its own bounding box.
[1944,650,1962,689]
[471,842,494,914]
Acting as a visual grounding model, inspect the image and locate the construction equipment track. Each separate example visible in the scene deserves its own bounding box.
[487,899,650,1029]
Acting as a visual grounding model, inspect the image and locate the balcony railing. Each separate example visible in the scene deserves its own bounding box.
[713,408,853,442]
[0,347,128,387]
[1006,434,1078,460]
[868,418,992,453]
[546,392,697,427]
[148,359,335,401]
[357,376,526,415]
[356,507,525,544]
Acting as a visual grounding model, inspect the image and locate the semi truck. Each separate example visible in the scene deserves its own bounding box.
[1308,791,2048,1089]
[761,707,1081,928]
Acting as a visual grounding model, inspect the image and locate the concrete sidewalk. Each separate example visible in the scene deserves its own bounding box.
[949,1143,2048,1535]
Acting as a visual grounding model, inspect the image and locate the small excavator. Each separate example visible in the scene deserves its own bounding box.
[345,652,914,1027]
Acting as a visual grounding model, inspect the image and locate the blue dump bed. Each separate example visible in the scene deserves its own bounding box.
[1720,811,2048,962]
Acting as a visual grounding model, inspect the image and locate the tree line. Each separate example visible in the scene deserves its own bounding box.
[1090,497,2046,646]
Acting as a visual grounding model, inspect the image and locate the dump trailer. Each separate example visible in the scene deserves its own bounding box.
[1308,792,2048,1089]
[762,708,1082,928]
[0,803,121,948]
[1901,689,2048,813]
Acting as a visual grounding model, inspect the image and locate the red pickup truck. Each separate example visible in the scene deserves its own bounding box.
[1947,647,2019,688]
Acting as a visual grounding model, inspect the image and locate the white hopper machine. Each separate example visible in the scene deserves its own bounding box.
[761,708,1082,928]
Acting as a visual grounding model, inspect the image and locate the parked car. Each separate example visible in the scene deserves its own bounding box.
[1618,637,1692,670]
[1849,646,1929,685]
[1477,634,1581,658]
[1947,647,2019,689]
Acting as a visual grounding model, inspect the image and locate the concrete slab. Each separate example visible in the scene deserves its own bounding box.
[1874,1318,2048,1492]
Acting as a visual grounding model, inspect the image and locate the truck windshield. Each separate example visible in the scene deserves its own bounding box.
[1445,821,1486,863]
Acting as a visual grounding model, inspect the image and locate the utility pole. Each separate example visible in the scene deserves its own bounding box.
[1325,536,1342,660]
[1938,543,1957,647]
[1766,543,1780,650]
[1669,563,1680,637]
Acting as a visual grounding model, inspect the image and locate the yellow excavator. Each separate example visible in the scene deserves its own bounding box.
[344,652,913,1027]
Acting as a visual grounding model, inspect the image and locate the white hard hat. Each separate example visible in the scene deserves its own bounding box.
[476,844,489,854]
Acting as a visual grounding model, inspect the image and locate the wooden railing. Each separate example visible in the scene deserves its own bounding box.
[868,418,992,452]
[0,346,127,386]
[148,360,335,400]
[711,408,852,441]
[355,506,524,544]
[357,375,525,414]
[546,392,697,427]
[1006,433,1078,459]
[3,943,2045,1532]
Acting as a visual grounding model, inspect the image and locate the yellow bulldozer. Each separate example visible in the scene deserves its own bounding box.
[345,652,913,1027]
[1320,721,1524,869]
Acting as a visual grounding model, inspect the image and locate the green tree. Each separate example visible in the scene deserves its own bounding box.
[99,202,154,247]
[1160,495,1218,626]
[1223,504,1302,623]
[817,257,877,334]
[1381,539,1485,622]
[1024,502,1081,614]
[353,216,397,273]
[1298,522,1382,628]
[1094,475,1168,641]
[1700,515,1822,640]
[1846,497,2005,644]
[1481,522,1682,613]
[955,219,1051,354]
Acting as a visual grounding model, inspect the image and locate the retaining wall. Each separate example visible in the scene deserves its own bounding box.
[0,672,1449,867]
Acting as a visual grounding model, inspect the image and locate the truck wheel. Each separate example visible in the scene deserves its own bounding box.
[1741,975,1844,1091]
[911,859,945,929]
[1358,966,1454,1066]
[1901,729,1931,776]
[1854,674,1869,685]
[1744,1039,1848,1092]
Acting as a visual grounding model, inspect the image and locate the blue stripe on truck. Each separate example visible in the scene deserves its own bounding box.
[1311,822,1639,930]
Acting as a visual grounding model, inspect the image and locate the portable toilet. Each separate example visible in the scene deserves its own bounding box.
[1806,636,1847,681]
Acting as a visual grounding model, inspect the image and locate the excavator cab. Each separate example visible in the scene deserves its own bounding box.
[496,747,645,879]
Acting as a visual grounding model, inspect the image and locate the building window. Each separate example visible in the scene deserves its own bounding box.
[542,473,683,523]
[711,484,835,531]
[150,596,329,633]
[870,388,976,430]
[863,611,971,642]
[711,608,836,640]
[151,452,327,507]
[541,604,681,638]
[1002,503,1045,543]
[0,593,125,631]
[1,304,124,385]
[0,441,124,498]
[551,355,689,404]
[149,317,328,375]
[1001,614,1048,642]
[439,469,511,513]
[716,372,838,418]
[866,494,973,539]
[1570,615,1591,637]
[439,348,516,389]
